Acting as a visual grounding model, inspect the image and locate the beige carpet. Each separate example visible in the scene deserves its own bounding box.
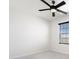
[13,51,69,59]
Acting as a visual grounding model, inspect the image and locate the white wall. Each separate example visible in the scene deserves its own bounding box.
[50,16,69,54]
[9,0,69,58]
[9,0,50,58]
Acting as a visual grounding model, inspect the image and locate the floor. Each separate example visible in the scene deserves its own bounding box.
[14,51,69,59]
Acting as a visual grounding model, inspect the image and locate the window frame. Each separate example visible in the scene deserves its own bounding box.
[58,21,69,45]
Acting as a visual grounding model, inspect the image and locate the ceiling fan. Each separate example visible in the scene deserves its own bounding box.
[39,0,67,17]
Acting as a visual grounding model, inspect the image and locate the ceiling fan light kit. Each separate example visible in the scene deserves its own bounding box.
[38,0,67,17]
[51,9,56,13]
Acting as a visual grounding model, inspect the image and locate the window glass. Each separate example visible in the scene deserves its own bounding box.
[59,22,69,44]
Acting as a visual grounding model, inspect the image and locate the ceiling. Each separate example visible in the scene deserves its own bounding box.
[10,0,69,21]
[36,0,69,21]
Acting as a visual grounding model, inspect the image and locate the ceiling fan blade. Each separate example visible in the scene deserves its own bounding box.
[41,0,51,7]
[56,9,67,14]
[39,8,50,11]
[55,1,66,8]
[52,12,55,17]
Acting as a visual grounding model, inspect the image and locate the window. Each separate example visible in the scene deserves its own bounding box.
[59,21,69,44]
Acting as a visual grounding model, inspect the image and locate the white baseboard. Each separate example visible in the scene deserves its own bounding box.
[50,49,69,55]
[10,49,49,59]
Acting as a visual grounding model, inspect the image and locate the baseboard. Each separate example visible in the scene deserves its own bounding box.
[10,49,49,59]
[50,49,69,55]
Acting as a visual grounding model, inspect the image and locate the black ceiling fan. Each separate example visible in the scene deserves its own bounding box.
[39,0,67,17]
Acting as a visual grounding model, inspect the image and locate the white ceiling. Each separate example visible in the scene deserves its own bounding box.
[36,0,69,21]
[10,0,69,21]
